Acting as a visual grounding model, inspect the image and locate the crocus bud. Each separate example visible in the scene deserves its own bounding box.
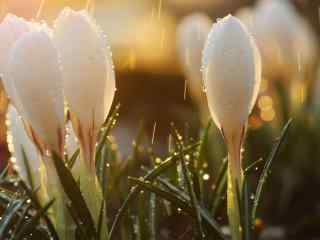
[53,8,116,169]
[202,15,261,240]
[203,15,261,137]
[177,13,212,106]
[6,104,40,187]
[6,29,65,156]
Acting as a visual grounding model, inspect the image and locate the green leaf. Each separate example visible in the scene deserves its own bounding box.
[0,199,25,237]
[10,204,33,239]
[0,165,9,182]
[180,155,205,239]
[108,143,200,240]
[21,147,35,190]
[96,104,120,161]
[149,193,156,240]
[51,152,97,239]
[210,158,228,214]
[67,149,80,169]
[244,158,264,176]
[14,199,55,240]
[251,119,292,228]
[97,200,106,240]
[18,181,59,240]
[138,190,149,240]
[198,120,212,169]
[129,177,227,240]
[242,176,251,240]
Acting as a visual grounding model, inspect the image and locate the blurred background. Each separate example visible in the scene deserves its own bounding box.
[1,0,320,239]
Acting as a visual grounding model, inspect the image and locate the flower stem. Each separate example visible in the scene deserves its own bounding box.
[225,128,244,240]
[44,155,75,240]
[73,147,108,239]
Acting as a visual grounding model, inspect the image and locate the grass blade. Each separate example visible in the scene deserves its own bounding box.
[108,143,200,240]
[18,181,59,240]
[149,193,156,240]
[0,199,25,237]
[242,176,251,240]
[97,200,105,240]
[14,199,55,240]
[180,157,204,239]
[129,177,227,240]
[51,152,96,238]
[67,149,80,169]
[21,148,35,190]
[251,119,292,228]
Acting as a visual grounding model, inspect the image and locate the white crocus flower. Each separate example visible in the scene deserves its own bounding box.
[53,9,113,232]
[6,28,74,239]
[251,0,317,79]
[6,104,40,187]
[202,15,261,240]
[177,13,212,111]
[53,8,116,171]
[6,29,65,157]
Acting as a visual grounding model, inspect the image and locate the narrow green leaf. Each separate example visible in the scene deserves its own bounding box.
[251,119,292,228]
[129,177,227,240]
[138,191,149,240]
[210,158,228,214]
[67,149,80,169]
[149,193,156,240]
[97,200,105,240]
[51,152,96,238]
[0,165,9,181]
[21,147,35,190]
[198,120,212,169]
[96,104,120,161]
[18,181,59,240]
[244,158,264,176]
[157,177,225,238]
[242,177,251,240]
[14,199,55,240]
[108,143,200,240]
[0,199,25,237]
[10,204,32,240]
[180,157,205,239]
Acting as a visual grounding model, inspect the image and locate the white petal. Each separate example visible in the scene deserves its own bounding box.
[6,105,40,186]
[53,8,115,136]
[7,30,64,153]
[202,15,261,133]
[0,14,30,110]
[66,121,78,157]
[0,14,30,76]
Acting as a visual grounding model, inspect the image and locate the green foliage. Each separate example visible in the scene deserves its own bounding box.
[0,103,295,240]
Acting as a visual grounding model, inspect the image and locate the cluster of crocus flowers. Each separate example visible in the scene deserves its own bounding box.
[0,8,115,240]
[202,15,261,240]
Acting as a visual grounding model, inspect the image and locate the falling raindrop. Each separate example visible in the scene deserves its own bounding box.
[157,0,162,20]
[183,79,187,101]
[151,122,157,145]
